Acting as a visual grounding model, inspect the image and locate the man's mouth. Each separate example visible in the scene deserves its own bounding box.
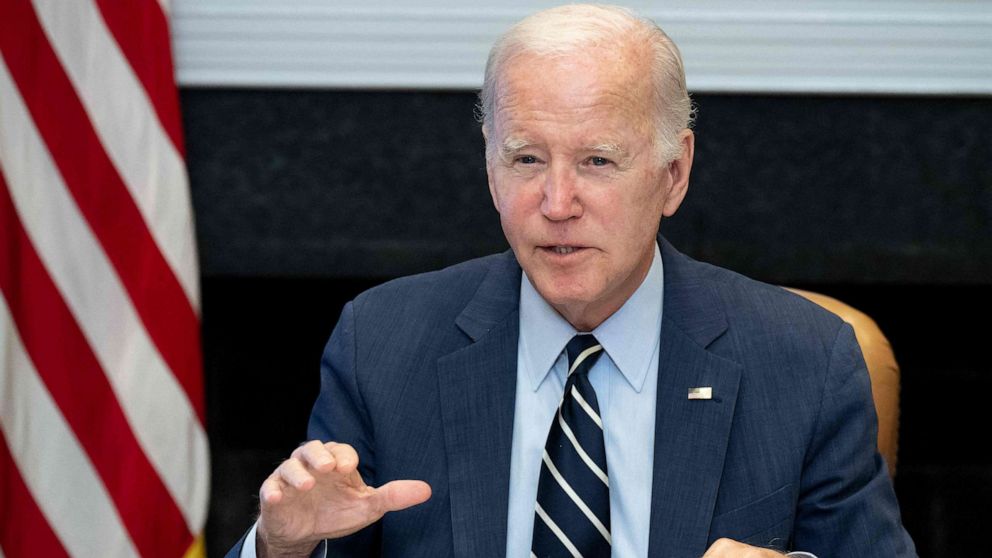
[542,245,585,255]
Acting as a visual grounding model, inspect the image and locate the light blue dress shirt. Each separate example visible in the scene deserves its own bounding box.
[505,244,663,558]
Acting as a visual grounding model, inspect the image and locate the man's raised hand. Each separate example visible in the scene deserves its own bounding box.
[255,441,432,558]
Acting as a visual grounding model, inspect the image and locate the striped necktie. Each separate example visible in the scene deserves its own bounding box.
[532,334,611,558]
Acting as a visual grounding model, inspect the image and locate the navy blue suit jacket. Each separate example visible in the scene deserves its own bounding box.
[229,237,915,557]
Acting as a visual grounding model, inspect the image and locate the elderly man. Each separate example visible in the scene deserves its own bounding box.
[228,4,916,558]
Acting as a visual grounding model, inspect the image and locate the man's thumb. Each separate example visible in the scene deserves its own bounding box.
[374,480,432,513]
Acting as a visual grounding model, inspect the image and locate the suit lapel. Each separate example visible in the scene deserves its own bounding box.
[647,239,743,557]
[437,252,521,557]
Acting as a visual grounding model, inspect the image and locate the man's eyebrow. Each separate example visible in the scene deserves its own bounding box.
[498,137,534,160]
[586,142,627,157]
[586,142,634,167]
[495,139,632,163]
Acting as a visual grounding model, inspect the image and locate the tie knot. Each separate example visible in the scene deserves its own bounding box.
[565,334,603,376]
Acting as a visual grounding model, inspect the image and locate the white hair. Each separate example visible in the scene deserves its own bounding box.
[477,4,695,163]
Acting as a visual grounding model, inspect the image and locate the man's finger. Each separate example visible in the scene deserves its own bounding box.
[326,442,360,474]
[259,473,287,506]
[372,480,432,514]
[298,441,335,472]
[277,458,316,491]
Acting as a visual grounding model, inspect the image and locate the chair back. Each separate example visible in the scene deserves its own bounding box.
[786,288,900,477]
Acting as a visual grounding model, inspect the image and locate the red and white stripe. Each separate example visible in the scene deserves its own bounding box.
[0,0,208,556]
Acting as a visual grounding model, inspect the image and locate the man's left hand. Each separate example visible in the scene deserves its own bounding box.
[702,538,786,557]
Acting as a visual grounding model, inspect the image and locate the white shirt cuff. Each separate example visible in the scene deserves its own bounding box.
[239,522,258,558]
[786,553,818,558]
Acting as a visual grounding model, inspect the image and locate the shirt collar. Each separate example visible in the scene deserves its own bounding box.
[519,243,664,392]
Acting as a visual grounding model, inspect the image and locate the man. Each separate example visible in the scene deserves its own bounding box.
[228,5,916,557]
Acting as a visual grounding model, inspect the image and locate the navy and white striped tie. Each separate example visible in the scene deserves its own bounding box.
[532,334,611,558]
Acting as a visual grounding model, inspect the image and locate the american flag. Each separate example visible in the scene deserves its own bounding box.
[0,0,209,556]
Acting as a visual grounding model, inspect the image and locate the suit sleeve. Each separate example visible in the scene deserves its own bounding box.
[306,300,383,555]
[792,323,916,556]
[224,523,328,558]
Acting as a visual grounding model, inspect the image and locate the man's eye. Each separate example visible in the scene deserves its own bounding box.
[517,155,538,165]
[588,156,611,166]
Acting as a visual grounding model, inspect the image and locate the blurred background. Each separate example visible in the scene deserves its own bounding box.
[178,1,992,556]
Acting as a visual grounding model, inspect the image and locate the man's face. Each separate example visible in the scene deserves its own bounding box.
[486,47,692,330]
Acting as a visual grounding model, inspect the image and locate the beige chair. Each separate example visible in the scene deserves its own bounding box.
[786,288,901,477]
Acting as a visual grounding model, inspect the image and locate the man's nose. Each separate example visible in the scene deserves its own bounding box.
[540,164,582,221]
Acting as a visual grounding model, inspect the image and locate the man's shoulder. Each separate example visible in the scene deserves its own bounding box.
[349,250,517,326]
[673,248,848,356]
[672,248,867,435]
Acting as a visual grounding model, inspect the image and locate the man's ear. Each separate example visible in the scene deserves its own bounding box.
[661,129,694,217]
[483,125,501,213]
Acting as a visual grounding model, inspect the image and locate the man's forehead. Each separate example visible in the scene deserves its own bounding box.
[491,88,655,150]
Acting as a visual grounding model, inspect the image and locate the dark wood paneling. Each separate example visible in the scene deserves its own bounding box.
[182,90,992,283]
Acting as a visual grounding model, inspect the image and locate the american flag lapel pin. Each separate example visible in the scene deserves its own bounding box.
[688,387,713,400]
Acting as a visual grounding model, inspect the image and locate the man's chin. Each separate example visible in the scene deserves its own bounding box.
[529,278,598,312]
